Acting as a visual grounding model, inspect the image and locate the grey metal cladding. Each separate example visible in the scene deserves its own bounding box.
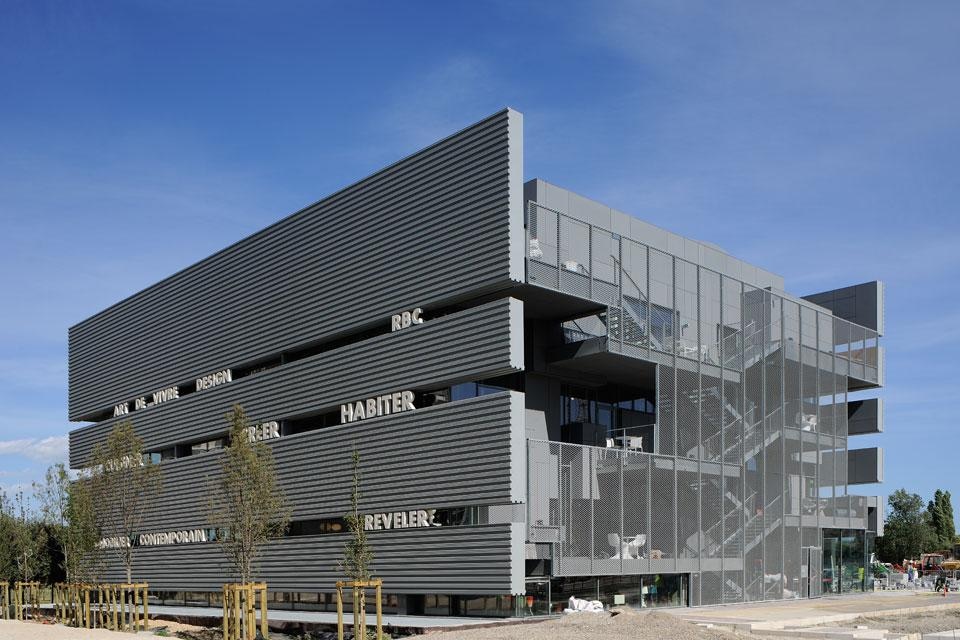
[68,108,524,420]
[69,297,524,468]
[105,392,522,533]
[802,281,884,335]
[96,525,518,593]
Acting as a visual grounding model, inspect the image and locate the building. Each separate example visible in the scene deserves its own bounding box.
[67,108,884,616]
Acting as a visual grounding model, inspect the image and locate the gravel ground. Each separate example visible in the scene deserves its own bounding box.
[404,609,777,640]
[0,620,148,638]
[843,608,960,635]
[0,617,212,639]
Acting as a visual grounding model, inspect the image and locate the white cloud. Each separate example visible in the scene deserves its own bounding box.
[0,435,67,464]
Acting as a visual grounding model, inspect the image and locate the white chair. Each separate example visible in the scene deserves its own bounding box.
[608,533,622,558]
[605,437,615,448]
[528,238,544,259]
[626,534,647,559]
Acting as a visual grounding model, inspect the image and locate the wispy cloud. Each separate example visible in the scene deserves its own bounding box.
[0,436,67,464]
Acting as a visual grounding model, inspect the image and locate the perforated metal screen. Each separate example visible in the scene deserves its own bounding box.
[524,203,875,606]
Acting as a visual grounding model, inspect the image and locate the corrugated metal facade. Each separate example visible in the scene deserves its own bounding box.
[97,525,522,593]
[68,109,524,421]
[68,110,528,600]
[93,393,525,593]
[70,297,524,467]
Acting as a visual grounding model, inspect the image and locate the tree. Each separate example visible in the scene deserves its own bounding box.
[208,405,290,584]
[876,489,938,563]
[35,465,70,580]
[12,489,48,582]
[0,492,18,580]
[342,447,373,582]
[91,421,163,583]
[36,464,102,584]
[927,490,956,550]
[66,472,103,583]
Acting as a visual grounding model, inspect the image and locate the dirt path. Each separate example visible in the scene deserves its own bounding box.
[405,609,780,640]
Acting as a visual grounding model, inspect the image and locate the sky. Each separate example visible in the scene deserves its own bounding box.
[0,1,958,520]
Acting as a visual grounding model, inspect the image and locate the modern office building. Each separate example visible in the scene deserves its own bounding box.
[68,108,884,616]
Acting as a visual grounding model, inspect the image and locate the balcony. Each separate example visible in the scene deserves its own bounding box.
[526,200,882,387]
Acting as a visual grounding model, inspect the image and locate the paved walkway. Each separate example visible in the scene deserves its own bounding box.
[667,590,960,631]
[148,603,507,630]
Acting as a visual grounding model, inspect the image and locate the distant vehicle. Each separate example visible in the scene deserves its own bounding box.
[921,553,945,575]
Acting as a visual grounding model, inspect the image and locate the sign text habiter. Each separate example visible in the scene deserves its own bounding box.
[341,390,415,424]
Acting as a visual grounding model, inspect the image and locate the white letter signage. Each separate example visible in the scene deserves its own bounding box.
[341,390,415,424]
[391,307,423,332]
[362,509,441,531]
[196,368,232,391]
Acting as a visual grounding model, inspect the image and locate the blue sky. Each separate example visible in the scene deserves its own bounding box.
[1,1,958,519]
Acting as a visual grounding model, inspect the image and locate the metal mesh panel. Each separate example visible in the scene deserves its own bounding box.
[764,293,783,438]
[591,227,618,288]
[723,569,744,603]
[722,277,743,370]
[561,266,592,299]
[784,525,801,599]
[744,447,764,601]
[592,447,623,576]
[649,249,674,354]
[690,571,701,607]
[676,260,699,359]
[676,367,700,459]
[835,374,848,438]
[559,215,590,273]
[801,305,817,349]
[723,378,744,465]
[650,457,676,564]
[818,311,834,354]
[784,303,802,431]
[528,203,558,265]
[527,260,559,289]
[808,547,822,597]
[802,527,819,549]
[723,465,744,560]
[620,240,649,350]
[834,318,850,361]
[701,463,723,558]
[527,440,561,541]
[560,444,593,575]
[784,432,802,517]
[622,451,650,574]
[702,373,723,463]
[657,366,676,457]
[744,363,763,465]
[850,324,866,381]
[677,463,699,559]
[702,571,723,606]
[764,482,783,600]
[804,346,827,435]
[700,269,721,365]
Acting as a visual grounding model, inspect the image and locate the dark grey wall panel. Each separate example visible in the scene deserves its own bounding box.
[848,398,883,435]
[103,391,522,533]
[96,525,521,594]
[69,109,525,420]
[848,447,884,485]
[70,297,524,468]
[802,281,885,335]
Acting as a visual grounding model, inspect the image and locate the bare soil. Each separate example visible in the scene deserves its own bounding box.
[405,609,779,640]
[842,608,960,635]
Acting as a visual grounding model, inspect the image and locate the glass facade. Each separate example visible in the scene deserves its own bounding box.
[526,202,878,607]
[525,574,689,614]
